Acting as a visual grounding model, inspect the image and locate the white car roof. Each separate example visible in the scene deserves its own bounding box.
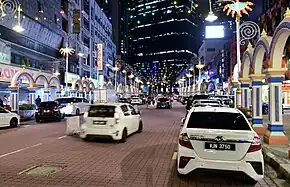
[190,107,240,114]
[194,99,220,103]
[89,103,127,107]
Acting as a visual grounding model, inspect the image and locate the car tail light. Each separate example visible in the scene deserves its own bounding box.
[247,135,261,153]
[53,106,59,112]
[36,109,40,112]
[114,112,120,124]
[179,133,193,149]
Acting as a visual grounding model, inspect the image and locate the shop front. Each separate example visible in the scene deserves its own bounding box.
[0,63,61,112]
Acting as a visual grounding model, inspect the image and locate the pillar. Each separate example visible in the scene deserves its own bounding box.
[70,90,76,97]
[9,87,19,113]
[28,88,36,105]
[239,78,251,109]
[232,81,238,108]
[264,68,288,145]
[43,89,50,101]
[55,89,61,98]
[250,74,266,135]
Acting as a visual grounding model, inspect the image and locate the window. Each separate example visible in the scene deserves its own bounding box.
[187,112,250,131]
[158,98,169,102]
[128,105,137,115]
[88,105,115,118]
[0,107,7,113]
[82,98,89,103]
[39,101,57,108]
[121,105,130,116]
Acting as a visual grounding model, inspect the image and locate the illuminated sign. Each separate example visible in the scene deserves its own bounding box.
[97,44,103,71]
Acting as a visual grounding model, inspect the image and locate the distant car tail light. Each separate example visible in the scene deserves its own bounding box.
[114,112,120,124]
[36,109,40,113]
[247,135,261,153]
[179,133,193,149]
[53,106,59,112]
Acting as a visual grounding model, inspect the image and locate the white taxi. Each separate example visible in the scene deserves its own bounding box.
[55,97,89,116]
[178,107,264,185]
[80,103,143,142]
[0,107,20,128]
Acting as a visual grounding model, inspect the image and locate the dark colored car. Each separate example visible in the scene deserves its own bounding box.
[35,101,63,122]
[118,98,130,103]
[156,98,172,109]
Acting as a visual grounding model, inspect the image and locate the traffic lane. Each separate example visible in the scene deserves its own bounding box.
[0,107,276,187]
[0,119,66,155]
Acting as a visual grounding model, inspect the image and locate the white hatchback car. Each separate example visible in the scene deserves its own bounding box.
[0,107,20,128]
[80,103,143,142]
[55,97,89,116]
[178,107,263,184]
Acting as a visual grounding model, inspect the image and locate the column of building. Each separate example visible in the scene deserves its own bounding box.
[264,68,288,144]
[250,74,266,135]
[239,78,251,109]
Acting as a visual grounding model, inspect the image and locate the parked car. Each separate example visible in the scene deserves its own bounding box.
[156,98,172,109]
[130,96,143,105]
[80,103,143,142]
[118,98,130,103]
[0,107,20,128]
[178,107,263,185]
[192,99,222,107]
[35,101,64,122]
[55,97,89,116]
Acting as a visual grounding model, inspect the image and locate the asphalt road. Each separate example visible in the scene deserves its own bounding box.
[0,102,277,187]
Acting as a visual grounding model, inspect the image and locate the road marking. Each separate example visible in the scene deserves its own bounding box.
[0,142,42,158]
[57,135,67,140]
[172,151,177,160]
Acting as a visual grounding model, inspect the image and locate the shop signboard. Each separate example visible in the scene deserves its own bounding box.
[0,40,10,64]
[97,44,103,71]
[65,72,80,84]
[0,63,52,85]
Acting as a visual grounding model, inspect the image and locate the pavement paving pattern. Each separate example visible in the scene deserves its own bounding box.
[0,103,278,187]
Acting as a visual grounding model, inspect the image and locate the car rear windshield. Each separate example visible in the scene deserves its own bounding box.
[56,98,75,103]
[158,98,169,102]
[187,112,251,131]
[192,95,209,101]
[39,102,57,108]
[88,105,116,118]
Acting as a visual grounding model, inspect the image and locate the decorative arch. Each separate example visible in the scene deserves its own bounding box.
[207,81,216,91]
[82,79,90,92]
[48,76,61,89]
[269,20,290,68]
[34,74,49,88]
[89,82,95,90]
[11,71,34,88]
[252,37,271,74]
[71,79,83,92]
[241,50,253,78]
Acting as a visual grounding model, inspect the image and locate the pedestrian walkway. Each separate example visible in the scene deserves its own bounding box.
[262,115,290,184]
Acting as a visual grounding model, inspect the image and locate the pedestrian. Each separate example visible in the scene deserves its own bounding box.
[35,95,41,106]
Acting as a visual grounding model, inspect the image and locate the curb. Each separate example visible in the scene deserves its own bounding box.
[263,146,290,181]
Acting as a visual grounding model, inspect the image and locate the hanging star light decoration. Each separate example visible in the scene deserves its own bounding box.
[223,1,254,18]
[60,42,75,55]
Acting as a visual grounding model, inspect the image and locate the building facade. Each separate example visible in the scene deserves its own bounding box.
[127,0,201,92]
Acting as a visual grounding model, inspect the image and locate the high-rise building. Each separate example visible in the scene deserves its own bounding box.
[127,0,202,91]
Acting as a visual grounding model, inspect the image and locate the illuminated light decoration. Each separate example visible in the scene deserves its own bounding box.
[223,1,254,18]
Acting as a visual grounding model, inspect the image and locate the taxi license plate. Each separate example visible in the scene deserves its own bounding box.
[205,142,235,151]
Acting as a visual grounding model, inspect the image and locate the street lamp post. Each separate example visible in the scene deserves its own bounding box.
[122,70,127,93]
[180,77,186,96]
[60,42,75,93]
[205,0,218,22]
[186,73,193,95]
[112,67,119,91]
[128,74,134,94]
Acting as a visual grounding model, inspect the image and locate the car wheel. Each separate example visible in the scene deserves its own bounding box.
[120,128,127,143]
[9,117,18,128]
[137,121,143,133]
[244,177,257,185]
[76,109,80,116]
[36,119,40,123]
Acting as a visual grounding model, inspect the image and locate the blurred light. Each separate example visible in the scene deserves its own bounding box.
[13,25,24,32]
